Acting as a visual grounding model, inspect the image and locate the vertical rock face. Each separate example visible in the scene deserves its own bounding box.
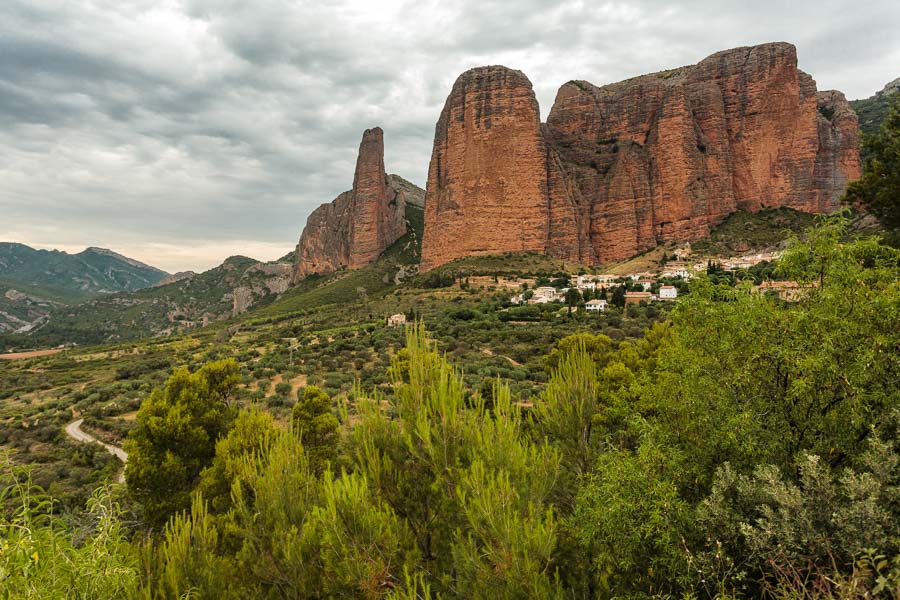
[348,127,395,269]
[813,90,862,212]
[419,67,551,271]
[293,128,408,280]
[420,43,861,269]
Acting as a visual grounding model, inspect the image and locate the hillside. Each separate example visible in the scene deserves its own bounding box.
[1,214,896,600]
[850,76,899,137]
[0,243,168,299]
[5,201,842,350]
[689,207,817,256]
[0,255,280,348]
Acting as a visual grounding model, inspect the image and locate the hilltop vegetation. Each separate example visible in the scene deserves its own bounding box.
[1,215,897,598]
[850,78,899,136]
[690,207,817,255]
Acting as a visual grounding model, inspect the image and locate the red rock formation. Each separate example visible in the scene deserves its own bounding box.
[419,67,551,272]
[813,90,862,212]
[420,43,861,269]
[293,128,409,279]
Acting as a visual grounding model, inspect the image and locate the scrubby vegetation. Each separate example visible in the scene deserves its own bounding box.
[1,215,897,598]
[846,92,900,244]
[690,207,817,255]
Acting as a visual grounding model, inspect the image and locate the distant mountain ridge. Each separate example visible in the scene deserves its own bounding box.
[0,243,168,298]
[0,253,296,347]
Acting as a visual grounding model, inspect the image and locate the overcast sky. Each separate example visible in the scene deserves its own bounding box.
[1,0,897,273]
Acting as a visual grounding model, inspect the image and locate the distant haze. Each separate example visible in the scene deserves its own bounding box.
[1,0,897,272]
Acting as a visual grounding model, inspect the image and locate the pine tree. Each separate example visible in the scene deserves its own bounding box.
[125,360,239,528]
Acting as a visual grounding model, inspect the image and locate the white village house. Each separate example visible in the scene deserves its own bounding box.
[585,299,608,312]
[530,286,562,303]
[387,313,407,327]
[659,285,678,300]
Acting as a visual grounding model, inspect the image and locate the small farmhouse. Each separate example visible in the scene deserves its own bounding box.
[585,299,608,312]
[659,285,678,300]
[624,291,652,306]
[755,280,816,302]
[387,313,407,327]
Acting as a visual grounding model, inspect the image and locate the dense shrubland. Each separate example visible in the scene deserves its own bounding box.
[1,216,898,598]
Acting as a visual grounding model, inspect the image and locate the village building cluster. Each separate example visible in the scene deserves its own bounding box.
[498,246,797,311]
[508,272,681,311]
[384,245,803,325]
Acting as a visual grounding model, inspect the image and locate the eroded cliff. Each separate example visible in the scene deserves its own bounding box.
[420,43,861,269]
[293,128,410,279]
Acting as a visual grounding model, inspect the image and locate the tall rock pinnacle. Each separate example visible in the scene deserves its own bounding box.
[293,127,408,280]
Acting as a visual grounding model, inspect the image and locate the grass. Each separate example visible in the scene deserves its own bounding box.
[691,208,816,256]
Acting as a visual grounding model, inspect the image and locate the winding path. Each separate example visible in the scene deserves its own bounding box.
[65,418,128,483]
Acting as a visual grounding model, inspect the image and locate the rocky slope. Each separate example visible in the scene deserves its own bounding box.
[420,42,861,270]
[293,128,422,280]
[420,67,552,271]
[850,77,899,137]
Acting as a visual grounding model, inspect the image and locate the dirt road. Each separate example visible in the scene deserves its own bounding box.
[0,348,64,360]
[65,418,128,483]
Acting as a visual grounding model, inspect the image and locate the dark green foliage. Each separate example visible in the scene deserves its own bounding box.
[125,359,239,527]
[571,444,693,597]
[610,284,626,308]
[700,428,900,596]
[845,94,900,236]
[851,86,896,137]
[196,408,279,514]
[691,207,816,256]
[291,385,339,473]
[349,324,561,597]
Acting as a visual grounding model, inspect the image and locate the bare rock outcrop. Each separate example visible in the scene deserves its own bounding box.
[419,43,861,269]
[419,67,551,271]
[293,128,408,280]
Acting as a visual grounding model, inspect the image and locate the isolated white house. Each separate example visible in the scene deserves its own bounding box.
[659,285,678,300]
[585,299,608,312]
[387,313,407,327]
[662,264,692,279]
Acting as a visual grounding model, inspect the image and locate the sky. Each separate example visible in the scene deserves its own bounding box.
[1,0,898,273]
